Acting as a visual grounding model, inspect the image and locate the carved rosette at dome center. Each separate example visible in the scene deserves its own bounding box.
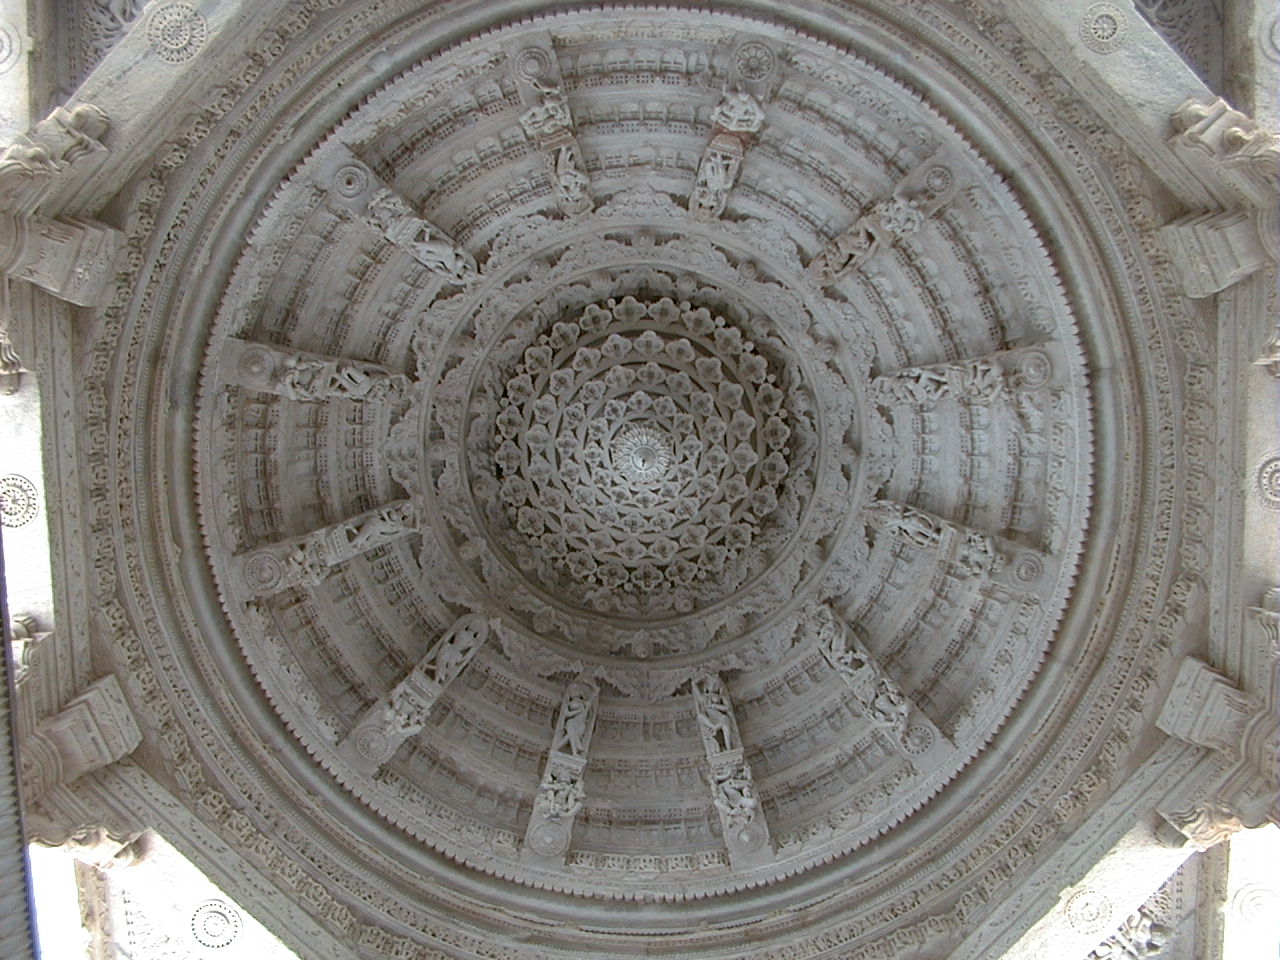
[488,296,801,616]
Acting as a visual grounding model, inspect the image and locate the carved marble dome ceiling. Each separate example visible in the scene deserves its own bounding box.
[65,1,1241,957]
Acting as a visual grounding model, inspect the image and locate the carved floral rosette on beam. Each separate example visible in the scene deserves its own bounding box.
[522,678,599,866]
[235,500,418,596]
[339,614,493,775]
[691,673,773,869]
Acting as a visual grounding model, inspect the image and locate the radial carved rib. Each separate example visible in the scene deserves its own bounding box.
[806,150,960,286]
[509,37,592,216]
[339,614,494,775]
[236,500,418,596]
[864,498,1005,579]
[312,146,477,285]
[688,91,767,221]
[812,604,954,757]
[522,677,599,866]
[867,347,1055,408]
[692,673,773,869]
[221,338,411,404]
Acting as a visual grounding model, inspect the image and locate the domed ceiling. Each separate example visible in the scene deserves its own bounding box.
[74,0,1224,957]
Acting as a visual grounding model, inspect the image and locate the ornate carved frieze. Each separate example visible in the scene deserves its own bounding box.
[1086,905,1168,960]
[522,677,598,865]
[235,500,418,596]
[691,673,772,869]
[689,90,767,220]
[868,347,1056,408]
[339,614,493,775]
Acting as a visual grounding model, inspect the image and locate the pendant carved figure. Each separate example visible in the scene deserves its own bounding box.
[690,91,766,220]
[367,188,477,284]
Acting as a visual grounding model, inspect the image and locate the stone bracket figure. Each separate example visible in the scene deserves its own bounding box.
[223,338,411,405]
[310,147,478,285]
[691,673,773,868]
[522,677,599,866]
[338,613,495,776]
[689,90,766,221]
[813,605,909,732]
[518,79,592,215]
[806,150,959,286]
[864,498,1005,579]
[236,500,419,596]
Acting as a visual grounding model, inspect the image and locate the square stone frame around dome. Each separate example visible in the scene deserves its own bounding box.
[1,1,1277,959]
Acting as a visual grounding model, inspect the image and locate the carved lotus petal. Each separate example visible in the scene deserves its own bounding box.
[728,408,755,437]
[601,333,631,360]
[524,424,553,450]
[719,382,746,408]
[578,303,611,331]
[704,417,728,442]
[571,347,601,371]
[524,344,553,371]
[667,371,694,395]
[507,373,535,401]
[548,369,576,396]
[762,415,790,449]
[724,475,750,501]
[757,383,784,414]
[580,380,607,403]
[636,362,665,387]
[681,306,715,335]
[549,321,581,349]
[761,451,789,484]
[704,447,729,472]
[738,353,768,383]
[496,440,524,473]
[649,297,680,325]
[665,337,696,363]
[730,443,759,471]
[612,296,647,324]
[713,326,744,354]
[695,357,724,382]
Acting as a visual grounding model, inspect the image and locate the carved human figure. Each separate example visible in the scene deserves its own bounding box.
[691,147,740,219]
[712,765,757,825]
[696,680,736,754]
[710,90,766,134]
[336,502,416,555]
[551,143,590,208]
[424,614,490,687]
[366,189,476,284]
[386,687,428,737]
[520,80,574,142]
[537,765,585,819]
[552,681,596,757]
[283,537,328,585]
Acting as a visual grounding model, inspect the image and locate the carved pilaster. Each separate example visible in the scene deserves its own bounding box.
[1169,97,1280,206]
[0,103,120,375]
[691,674,772,869]
[339,614,494,775]
[220,338,411,405]
[311,148,477,285]
[1156,658,1261,760]
[510,38,591,216]
[234,500,418,596]
[1158,208,1279,297]
[18,675,140,804]
[806,150,960,286]
[689,91,766,221]
[522,678,599,866]
[1156,592,1280,847]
